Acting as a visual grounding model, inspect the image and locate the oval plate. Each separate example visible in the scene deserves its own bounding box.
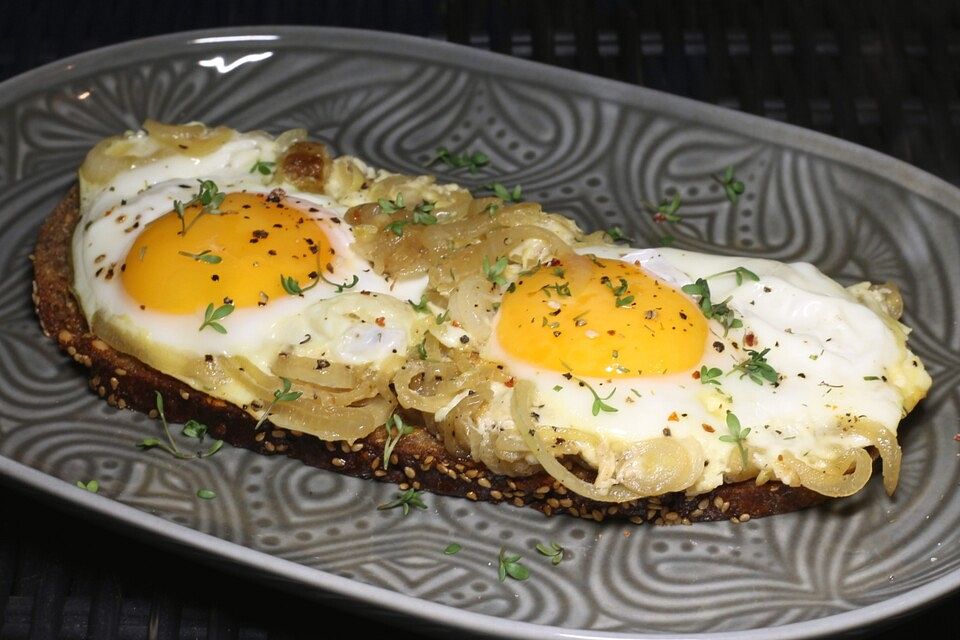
[0,27,957,639]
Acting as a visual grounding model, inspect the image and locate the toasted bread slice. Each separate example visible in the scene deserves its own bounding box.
[33,185,827,524]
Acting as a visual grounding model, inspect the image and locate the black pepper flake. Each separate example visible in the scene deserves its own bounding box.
[316,359,330,369]
[712,341,725,353]
[272,223,283,229]
[268,249,277,256]
[459,335,470,344]
[331,217,341,224]
[663,428,672,436]
[310,245,319,255]
[204,354,214,362]
[266,188,286,203]
[252,229,269,239]
[211,274,220,281]
[242,204,252,209]
[308,207,319,213]
[679,311,687,320]
[223,297,233,304]
[307,271,318,279]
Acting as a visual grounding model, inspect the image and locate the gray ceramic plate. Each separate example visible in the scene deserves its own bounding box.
[0,27,957,640]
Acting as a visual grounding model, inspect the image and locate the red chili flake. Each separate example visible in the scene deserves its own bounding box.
[745,332,757,347]
[548,258,562,266]
[505,378,515,388]
[374,317,385,327]
[452,320,462,328]
[692,370,701,380]
[702,423,715,433]
[668,412,679,422]
[954,433,960,442]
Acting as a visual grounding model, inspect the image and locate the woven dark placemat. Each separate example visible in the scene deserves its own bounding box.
[0,1,958,638]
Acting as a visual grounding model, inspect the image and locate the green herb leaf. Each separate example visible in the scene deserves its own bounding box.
[179,179,228,236]
[535,541,565,566]
[714,166,746,204]
[435,309,450,325]
[604,226,631,242]
[699,366,723,385]
[383,414,415,470]
[378,193,406,214]
[680,278,741,335]
[199,302,234,333]
[485,182,523,203]
[719,411,751,468]
[709,266,760,285]
[386,219,409,236]
[483,255,510,287]
[254,378,302,431]
[320,273,360,293]
[137,392,195,460]
[197,488,217,500]
[430,148,489,173]
[644,192,682,222]
[498,547,530,582]
[578,379,618,416]
[377,488,427,515]
[249,160,276,176]
[732,348,779,386]
[76,479,99,493]
[181,419,208,440]
[417,338,428,360]
[409,295,430,313]
[412,200,438,225]
[178,249,222,264]
[444,543,462,555]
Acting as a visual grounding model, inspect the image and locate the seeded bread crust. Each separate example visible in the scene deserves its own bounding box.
[33,185,827,524]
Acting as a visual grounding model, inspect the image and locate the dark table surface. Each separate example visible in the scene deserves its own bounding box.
[1,1,957,638]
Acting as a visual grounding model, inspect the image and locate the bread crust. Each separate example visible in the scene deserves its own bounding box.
[33,185,827,524]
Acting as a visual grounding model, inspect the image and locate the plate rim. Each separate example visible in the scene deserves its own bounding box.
[0,25,957,640]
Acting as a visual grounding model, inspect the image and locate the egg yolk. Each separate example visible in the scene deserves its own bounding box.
[121,192,334,313]
[495,256,707,378]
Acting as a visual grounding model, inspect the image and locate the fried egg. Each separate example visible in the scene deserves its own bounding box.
[73,124,427,413]
[478,245,930,494]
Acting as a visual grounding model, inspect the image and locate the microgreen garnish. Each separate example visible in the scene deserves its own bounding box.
[538,282,572,298]
[386,220,408,236]
[732,348,779,386]
[249,160,276,176]
[76,480,99,493]
[680,278,742,334]
[578,379,618,416]
[138,392,223,459]
[320,273,360,293]
[535,541,565,565]
[486,182,523,203]
[378,192,405,214]
[863,375,880,381]
[719,411,751,468]
[435,309,450,324]
[484,203,500,216]
[383,414,415,470]
[714,165,745,204]
[417,338,428,360]
[254,378,302,431]
[710,266,760,285]
[181,420,207,440]
[280,273,317,296]
[430,148,489,173]
[604,226,631,243]
[178,250,222,264]
[643,193,682,223]
[177,179,228,236]
[601,276,634,308]
[444,543,462,555]
[199,302,234,333]
[483,255,509,287]
[660,234,675,246]
[409,295,430,313]
[412,200,438,225]
[498,548,530,582]
[699,366,723,385]
[377,488,427,515]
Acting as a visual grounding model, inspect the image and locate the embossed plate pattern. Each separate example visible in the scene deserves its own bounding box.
[0,27,957,639]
